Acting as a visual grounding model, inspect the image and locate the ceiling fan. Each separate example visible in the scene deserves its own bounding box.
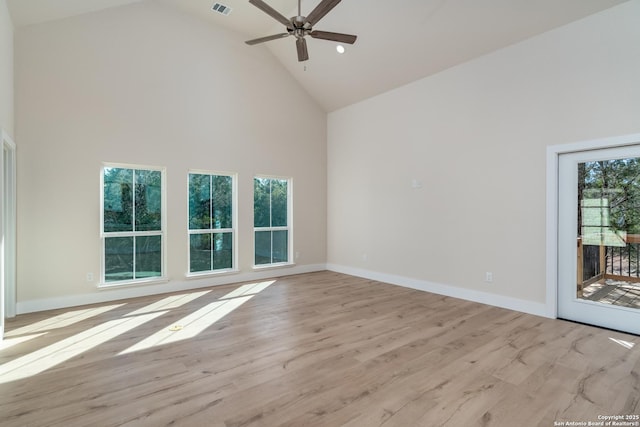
[245,0,357,62]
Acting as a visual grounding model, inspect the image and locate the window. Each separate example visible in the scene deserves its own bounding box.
[188,172,236,274]
[101,165,165,285]
[254,176,291,266]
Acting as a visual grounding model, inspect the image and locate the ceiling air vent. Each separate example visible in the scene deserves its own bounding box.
[212,2,232,16]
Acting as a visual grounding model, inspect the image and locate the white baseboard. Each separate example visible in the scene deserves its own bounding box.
[327,263,550,318]
[16,264,327,314]
[17,263,550,318]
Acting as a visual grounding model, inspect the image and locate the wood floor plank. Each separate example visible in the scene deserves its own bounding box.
[1,271,638,427]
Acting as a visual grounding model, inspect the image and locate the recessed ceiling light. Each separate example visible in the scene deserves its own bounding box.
[336,45,345,54]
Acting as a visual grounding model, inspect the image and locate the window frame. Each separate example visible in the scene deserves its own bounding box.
[253,175,293,269]
[186,169,238,277]
[99,163,167,287]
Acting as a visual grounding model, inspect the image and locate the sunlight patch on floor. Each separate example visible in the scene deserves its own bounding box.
[4,304,125,337]
[120,296,253,354]
[0,333,47,351]
[126,290,211,316]
[0,280,277,383]
[120,280,275,354]
[0,311,166,384]
[220,280,275,300]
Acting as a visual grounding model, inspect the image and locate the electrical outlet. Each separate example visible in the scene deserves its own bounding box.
[86,272,94,282]
[485,272,493,283]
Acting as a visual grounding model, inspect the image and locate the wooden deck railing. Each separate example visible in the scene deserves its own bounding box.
[577,234,640,297]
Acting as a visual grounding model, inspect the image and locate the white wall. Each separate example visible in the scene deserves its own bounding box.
[14,1,327,311]
[327,1,640,314]
[0,0,13,136]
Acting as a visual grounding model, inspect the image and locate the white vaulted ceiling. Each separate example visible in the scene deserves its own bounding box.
[7,0,630,111]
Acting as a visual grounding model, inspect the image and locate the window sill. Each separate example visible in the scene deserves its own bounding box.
[185,269,239,280]
[252,262,296,271]
[98,276,169,290]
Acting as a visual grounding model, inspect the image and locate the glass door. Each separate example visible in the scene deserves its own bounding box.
[558,145,640,335]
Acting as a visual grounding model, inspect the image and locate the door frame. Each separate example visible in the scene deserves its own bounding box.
[546,132,640,319]
[1,129,16,330]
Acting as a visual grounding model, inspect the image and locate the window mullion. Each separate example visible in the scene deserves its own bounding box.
[104,231,133,238]
[209,175,213,230]
[132,168,138,279]
[189,227,234,235]
[132,169,137,233]
[132,234,137,280]
[269,180,273,263]
[269,179,273,228]
[270,230,274,264]
[209,175,214,270]
[106,230,161,237]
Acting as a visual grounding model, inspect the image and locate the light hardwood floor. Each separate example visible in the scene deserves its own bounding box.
[0,271,638,427]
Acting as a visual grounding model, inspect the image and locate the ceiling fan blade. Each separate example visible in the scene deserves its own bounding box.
[245,33,290,45]
[249,0,291,28]
[309,30,357,44]
[296,38,309,62]
[305,0,342,27]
